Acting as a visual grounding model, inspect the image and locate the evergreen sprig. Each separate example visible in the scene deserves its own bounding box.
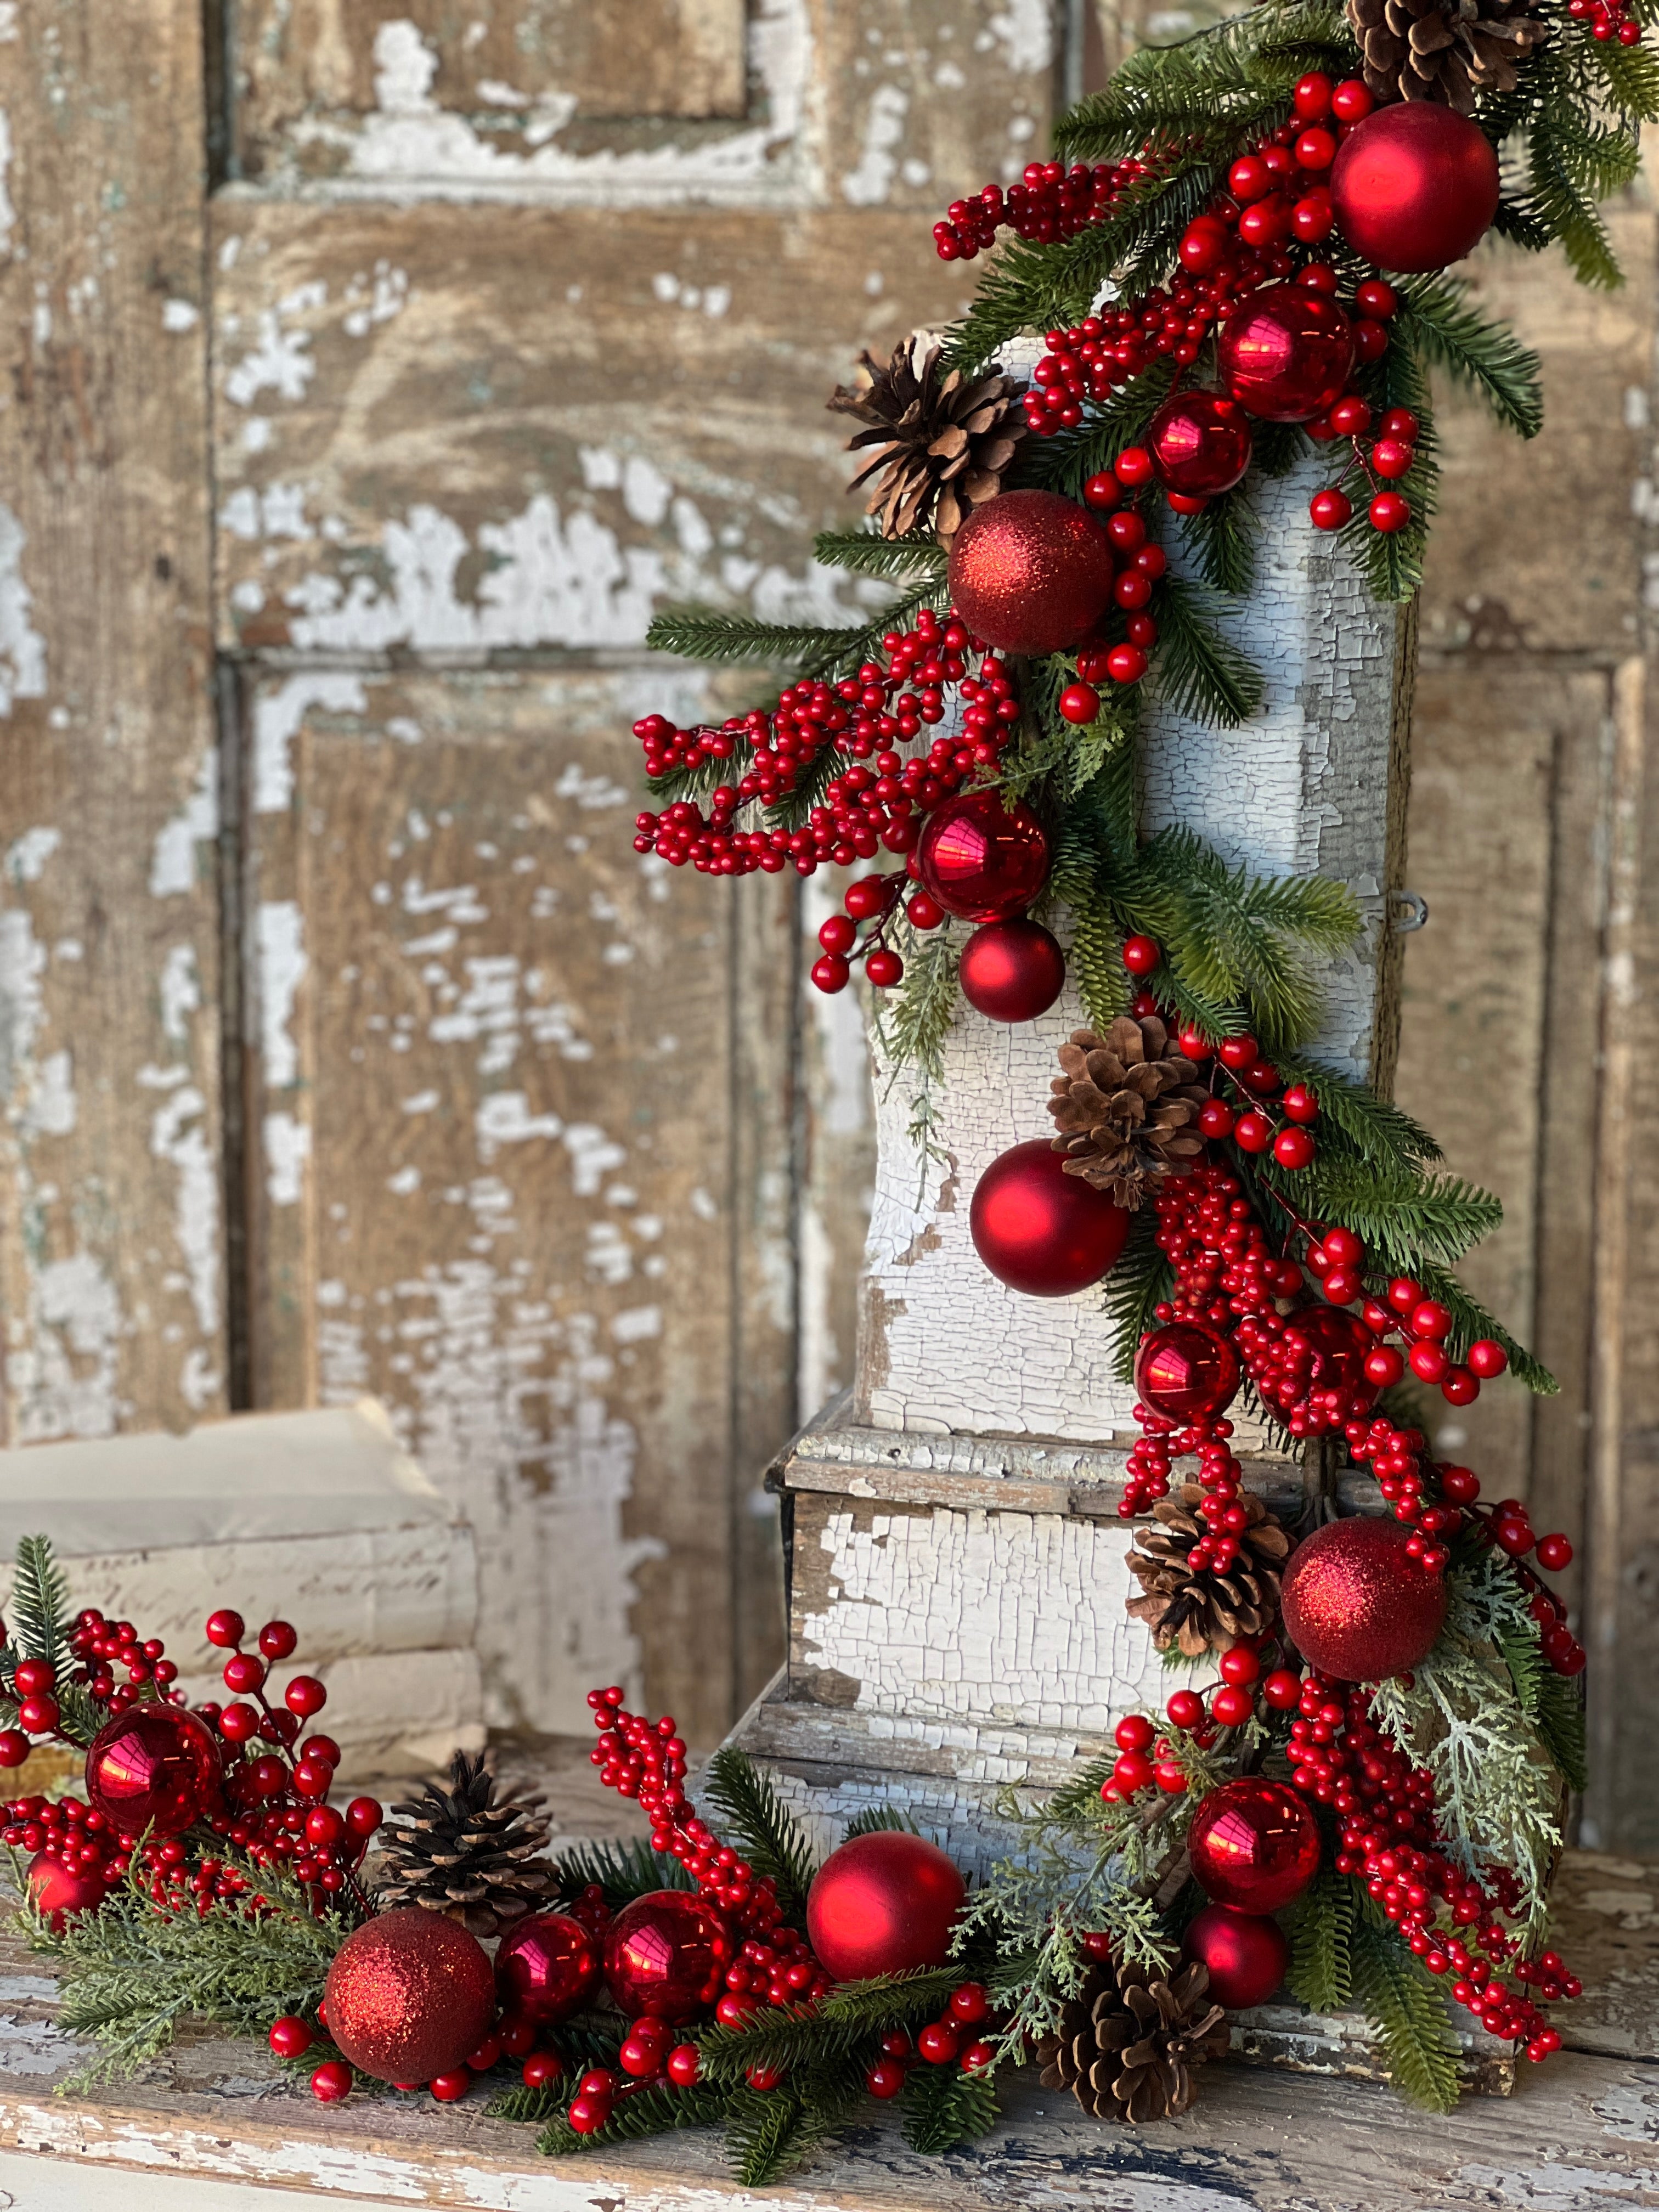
[550,1836,693,1910]
[899,2057,1000,2154]
[1351,1904,1462,2113]
[1288,1865,1356,2016]
[694,1970,963,2084]
[1153,574,1266,728]
[5,1536,72,1671]
[538,2080,730,2158]
[698,1748,819,1923]
[813,530,948,583]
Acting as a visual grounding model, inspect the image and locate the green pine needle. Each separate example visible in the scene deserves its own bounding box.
[488,2079,569,2124]
[1396,276,1544,439]
[842,1804,924,1840]
[899,2057,1001,2155]
[5,1536,72,1671]
[1350,1907,1461,2114]
[1152,575,1266,728]
[549,1836,693,1910]
[812,531,949,583]
[539,2081,730,2158]
[1102,1205,1173,1385]
[1536,1671,1589,1795]
[1288,1866,1356,2015]
[1178,490,1257,597]
[698,1748,819,1923]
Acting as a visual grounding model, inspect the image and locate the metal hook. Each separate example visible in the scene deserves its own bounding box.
[1391,889,1429,934]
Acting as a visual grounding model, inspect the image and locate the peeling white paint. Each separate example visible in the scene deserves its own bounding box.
[257,900,307,1088]
[252,672,366,814]
[263,1110,311,1209]
[161,298,199,333]
[149,752,218,898]
[223,299,320,408]
[842,84,909,207]
[474,1090,561,1160]
[150,1085,220,1337]
[159,946,201,1048]
[4,827,60,885]
[988,0,1057,71]
[0,501,48,715]
[13,1251,125,1443]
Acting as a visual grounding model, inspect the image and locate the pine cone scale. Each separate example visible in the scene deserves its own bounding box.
[1348,0,1546,106]
[375,1751,555,1938]
[1049,1022,1209,1210]
[1126,1482,1288,1654]
[828,334,1025,544]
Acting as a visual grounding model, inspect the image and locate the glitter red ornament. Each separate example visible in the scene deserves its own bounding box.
[958,917,1066,1023]
[1218,286,1355,422]
[916,790,1050,923]
[805,1831,966,1983]
[495,1909,602,2026]
[945,489,1116,656]
[1147,388,1254,498]
[324,1907,497,2085]
[1134,1322,1242,1423]
[84,1707,223,1838]
[970,1138,1131,1297]
[26,1851,110,1932]
[1188,1779,1322,1914]
[1280,1515,1449,1681]
[602,1889,733,2023]
[1329,103,1500,274]
[1182,1903,1290,2010]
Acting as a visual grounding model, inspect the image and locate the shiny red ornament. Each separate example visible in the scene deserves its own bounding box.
[603,1890,733,2022]
[495,1910,602,2026]
[1287,1302,1379,1408]
[1183,1904,1290,2010]
[945,490,1116,656]
[916,791,1049,923]
[805,1831,966,1983]
[970,1139,1131,1297]
[26,1852,109,1932]
[1218,286,1355,422]
[1147,388,1254,498]
[1329,103,1500,273]
[958,918,1066,1024]
[1280,1515,1449,1681]
[84,1706,222,1837]
[1188,1778,1322,1914]
[324,1907,496,2085]
[1134,1322,1243,1422]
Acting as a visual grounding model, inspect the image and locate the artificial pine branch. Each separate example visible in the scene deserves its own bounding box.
[1396,278,1544,439]
[1103,1206,1175,1385]
[5,1536,72,1670]
[1413,1259,1558,1395]
[812,530,949,582]
[694,1970,963,2085]
[698,1747,819,1922]
[1017,365,1178,499]
[488,2079,569,2123]
[645,607,872,668]
[1288,1865,1356,2015]
[538,2080,731,2158]
[1535,1670,1589,1795]
[1179,490,1257,597]
[1280,1158,1502,1267]
[1152,575,1266,728]
[899,2059,1000,2155]
[1350,1908,1461,2113]
[842,1804,924,1839]
[550,1836,694,1910]
[1266,1052,1442,1168]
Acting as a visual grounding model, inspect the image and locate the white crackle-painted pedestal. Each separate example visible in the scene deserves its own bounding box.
[726,459,1509,2082]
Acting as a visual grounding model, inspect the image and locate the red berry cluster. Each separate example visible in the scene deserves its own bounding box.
[862,1980,998,2097]
[1288,1675,1578,2059]
[286,2005,547,2108]
[1023,274,1272,438]
[1570,0,1643,41]
[1057,495,1167,691]
[812,869,945,997]
[933,156,1153,260]
[1178,1024,1322,1170]
[633,616,1019,884]
[1308,376,1418,538]
[0,1608,187,1768]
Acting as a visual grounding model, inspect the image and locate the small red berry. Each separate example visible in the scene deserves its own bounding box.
[567,2092,612,2134]
[257,1621,299,1661]
[1263,1668,1302,1711]
[1082,470,1122,510]
[1166,1689,1205,1730]
[960,2039,997,2074]
[1059,680,1101,725]
[864,947,904,989]
[906,892,945,930]
[269,2015,313,2060]
[1113,1748,1155,1795]
[1370,489,1410,533]
[284,1675,328,1719]
[205,1610,245,1650]
[865,2058,906,2098]
[1273,1126,1316,1170]
[1198,1098,1235,1139]
[1211,1683,1255,1727]
[811,953,850,994]
[1536,1532,1573,1572]
[523,2050,564,2089]
[667,2044,701,2086]
[1107,643,1148,685]
[310,2059,353,2103]
[1114,445,1155,487]
[1468,1338,1508,1378]
[1122,934,1160,977]
[917,2021,960,2064]
[1115,1713,1155,1752]
[1218,1645,1260,1686]
[949,1981,991,2024]
[1280,1083,1318,1124]
[1310,489,1351,531]
[818,913,856,956]
[1233,1111,1274,1154]
[1363,1345,1406,1387]
[1409,1341,1449,1384]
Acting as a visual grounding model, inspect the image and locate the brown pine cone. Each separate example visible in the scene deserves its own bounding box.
[1126,1482,1290,1656]
[374,1751,556,1937]
[1048,1017,1209,1210]
[1346,0,1549,111]
[1037,1960,1227,2122]
[827,332,1026,544]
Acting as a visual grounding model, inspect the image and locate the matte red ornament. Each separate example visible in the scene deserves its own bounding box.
[603,1890,733,2023]
[324,1906,496,2085]
[805,1831,966,1983]
[970,1139,1131,1297]
[916,791,1049,923]
[84,1706,222,1837]
[1147,388,1254,498]
[26,1852,109,1932]
[1134,1322,1243,1421]
[1218,286,1355,422]
[958,917,1066,1023]
[1329,104,1500,274]
[1188,1778,1322,1914]
[1182,1903,1290,2010]
[1280,1515,1448,1681]
[946,489,1116,656]
[495,1909,602,2026]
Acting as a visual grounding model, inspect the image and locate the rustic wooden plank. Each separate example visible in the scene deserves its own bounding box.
[240,665,792,1743]
[0,0,225,1446]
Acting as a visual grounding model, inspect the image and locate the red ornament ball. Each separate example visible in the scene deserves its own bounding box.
[805,1831,966,1983]
[1330,103,1500,274]
[26,1852,109,1932]
[958,918,1066,1024]
[1282,1515,1449,1681]
[1183,1904,1289,2011]
[84,1706,222,1837]
[1288,1302,1379,1408]
[495,1910,602,2026]
[1218,286,1355,422]
[603,1889,733,2023]
[1188,1778,1322,1914]
[970,1139,1131,1297]
[1147,388,1254,498]
[916,791,1049,923]
[946,489,1116,656]
[1134,1322,1243,1422]
[324,1908,496,2085]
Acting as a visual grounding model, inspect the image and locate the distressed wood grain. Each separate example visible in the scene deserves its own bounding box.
[239,665,794,1741]
[0,0,225,1447]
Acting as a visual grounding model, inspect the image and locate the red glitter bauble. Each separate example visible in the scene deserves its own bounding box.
[958,918,1066,1023]
[26,1852,109,1932]
[1218,286,1355,422]
[1280,1515,1448,1682]
[1134,1322,1242,1421]
[1148,388,1254,498]
[1183,1904,1289,2011]
[1188,1778,1322,1914]
[495,1909,602,2026]
[603,1890,733,2022]
[969,1139,1131,1298]
[805,1831,966,1983]
[1330,104,1500,274]
[916,791,1050,923]
[946,489,1116,656]
[324,1907,496,2085]
[84,1707,223,1837]
[1285,1303,1380,1411]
